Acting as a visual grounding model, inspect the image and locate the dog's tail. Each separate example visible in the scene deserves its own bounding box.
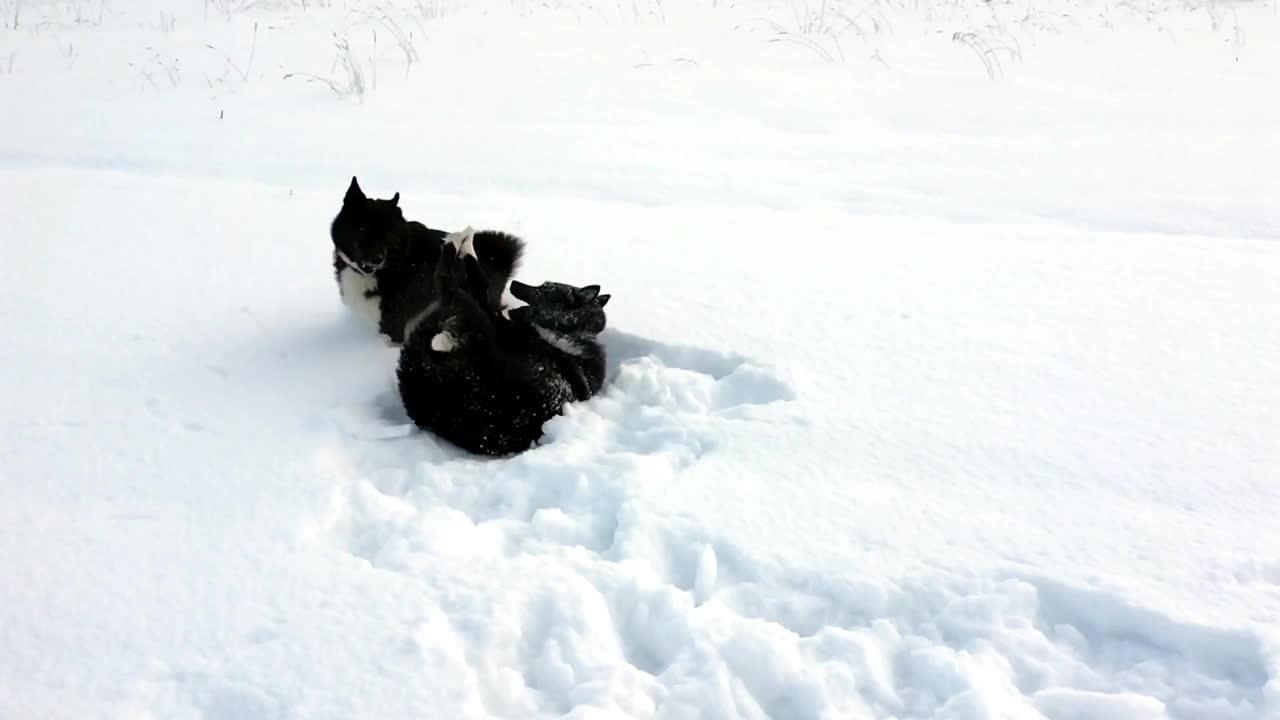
[474,230,525,287]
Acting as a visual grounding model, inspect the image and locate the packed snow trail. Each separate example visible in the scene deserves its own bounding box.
[3,1,1280,718]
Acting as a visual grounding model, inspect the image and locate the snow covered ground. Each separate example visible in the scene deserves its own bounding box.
[2,0,1279,717]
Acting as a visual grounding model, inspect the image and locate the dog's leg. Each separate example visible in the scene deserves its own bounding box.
[427,242,463,353]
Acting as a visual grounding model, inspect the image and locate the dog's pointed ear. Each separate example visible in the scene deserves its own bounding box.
[576,284,600,301]
[596,294,610,307]
[345,176,364,204]
[508,280,536,304]
[390,192,400,206]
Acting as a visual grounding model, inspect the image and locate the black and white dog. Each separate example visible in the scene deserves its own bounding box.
[329,176,524,344]
[396,228,610,456]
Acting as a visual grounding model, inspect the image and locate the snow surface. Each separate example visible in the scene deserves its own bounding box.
[2,0,1279,718]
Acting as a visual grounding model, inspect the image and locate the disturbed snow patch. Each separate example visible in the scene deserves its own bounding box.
[168,330,1269,720]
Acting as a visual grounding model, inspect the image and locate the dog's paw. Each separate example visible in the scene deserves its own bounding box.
[430,331,457,353]
[445,226,476,259]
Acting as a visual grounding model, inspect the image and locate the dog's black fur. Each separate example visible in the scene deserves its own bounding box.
[396,231,610,457]
[507,280,610,337]
[505,280,609,396]
[330,176,524,344]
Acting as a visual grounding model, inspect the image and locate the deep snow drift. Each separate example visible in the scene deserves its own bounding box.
[1,0,1278,718]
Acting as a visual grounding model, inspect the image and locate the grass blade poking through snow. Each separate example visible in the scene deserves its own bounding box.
[205,21,258,84]
[284,31,370,99]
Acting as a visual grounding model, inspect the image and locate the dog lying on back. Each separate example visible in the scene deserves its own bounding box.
[396,228,610,456]
[505,279,609,399]
[330,176,524,344]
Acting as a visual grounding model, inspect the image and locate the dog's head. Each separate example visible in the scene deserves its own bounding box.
[329,176,407,275]
[509,280,610,310]
[507,280,610,335]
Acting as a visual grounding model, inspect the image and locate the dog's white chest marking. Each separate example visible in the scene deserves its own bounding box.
[536,326,583,356]
[338,265,381,329]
